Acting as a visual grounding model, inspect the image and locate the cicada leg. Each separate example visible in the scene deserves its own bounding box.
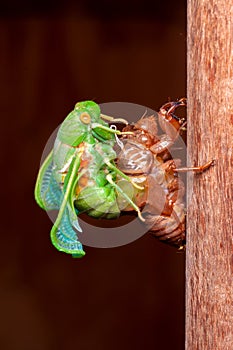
[92,123,134,136]
[100,113,128,125]
[158,98,187,146]
[106,174,145,222]
[105,160,144,191]
[175,159,215,173]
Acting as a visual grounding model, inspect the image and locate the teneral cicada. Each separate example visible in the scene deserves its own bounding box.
[34,101,144,258]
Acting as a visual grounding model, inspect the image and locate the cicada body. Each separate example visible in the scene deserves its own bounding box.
[35,101,144,257]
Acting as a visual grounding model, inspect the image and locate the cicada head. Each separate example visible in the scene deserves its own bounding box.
[74,101,101,123]
[57,101,101,146]
[126,115,159,147]
[135,115,158,138]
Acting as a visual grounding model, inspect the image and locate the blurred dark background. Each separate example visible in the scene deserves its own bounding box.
[0,1,186,349]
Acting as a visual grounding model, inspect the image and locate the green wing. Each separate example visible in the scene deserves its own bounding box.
[50,206,85,258]
[35,150,85,258]
[34,151,62,210]
[50,151,85,258]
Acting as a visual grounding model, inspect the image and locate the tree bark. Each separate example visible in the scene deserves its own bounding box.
[186,1,233,349]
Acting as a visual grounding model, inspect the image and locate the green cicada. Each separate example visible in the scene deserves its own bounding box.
[35,101,144,258]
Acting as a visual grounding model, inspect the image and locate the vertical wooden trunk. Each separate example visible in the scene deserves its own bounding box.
[186,1,233,349]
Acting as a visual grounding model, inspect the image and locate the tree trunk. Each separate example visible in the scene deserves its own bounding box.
[186,1,233,349]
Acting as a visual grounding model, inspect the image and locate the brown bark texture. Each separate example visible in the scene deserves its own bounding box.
[186,0,233,349]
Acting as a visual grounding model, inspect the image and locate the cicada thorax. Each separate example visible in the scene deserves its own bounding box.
[116,104,186,249]
[51,100,126,222]
[72,141,121,219]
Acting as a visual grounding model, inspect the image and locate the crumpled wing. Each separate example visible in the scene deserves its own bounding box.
[50,206,85,258]
[34,151,62,210]
[49,150,85,258]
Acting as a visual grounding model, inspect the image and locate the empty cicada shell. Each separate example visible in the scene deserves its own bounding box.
[116,98,214,249]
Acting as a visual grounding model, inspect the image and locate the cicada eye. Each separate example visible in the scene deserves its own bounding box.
[80,112,91,124]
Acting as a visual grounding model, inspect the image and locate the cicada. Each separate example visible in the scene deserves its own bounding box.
[116,98,214,249]
[34,101,144,258]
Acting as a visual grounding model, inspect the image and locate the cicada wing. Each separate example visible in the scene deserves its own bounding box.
[68,202,83,233]
[34,151,62,210]
[63,152,83,232]
[50,206,85,258]
[50,151,85,257]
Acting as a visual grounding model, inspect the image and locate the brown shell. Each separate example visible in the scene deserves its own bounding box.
[117,140,154,175]
[116,103,186,249]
